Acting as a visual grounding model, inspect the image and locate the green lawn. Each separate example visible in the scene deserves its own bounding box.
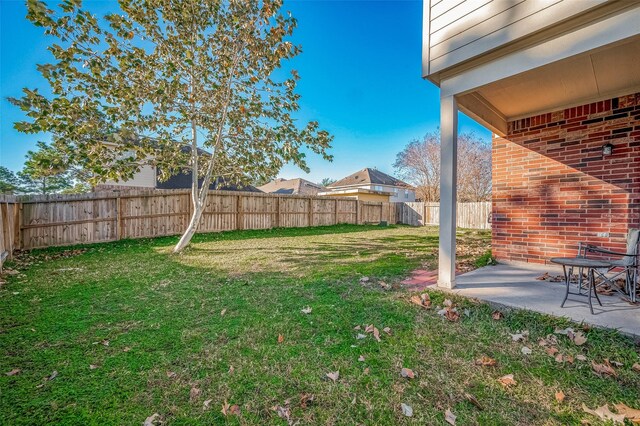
[1,225,638,425]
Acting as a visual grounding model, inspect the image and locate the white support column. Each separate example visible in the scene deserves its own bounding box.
[438,95,458,289]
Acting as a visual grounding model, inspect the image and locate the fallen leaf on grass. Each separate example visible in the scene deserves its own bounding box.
[379,281,391,290]
[510,331,528,342]
[228,365,234,375]
[143,413,160,426]
[203,399,212,410]
[373,327,381,342]
[400,368,415,379]
[123,346,131,352]
[365,324,374,333]
[190,387,201,402]
[410,293,431,308]
[356,333,367,340]
[498,374,516,387]
[166,371,177,378]
[555,353,564,363]
[272,404,291,421]
[491,310,504,320]
[89,364,98,370]
[555,391,565,403]
[576,354,587,361]
[545,347,559,356]
[633,363,640,372]
[592,360,617,377]
[582,404,625,424]
[538,335,558,347]
[383,327,391,335]
[401,403,413,417]
[464,393,483,410]
[609,360,623,367]
[353,325,361,331]
[359,276,370,283]
[220,309,227,316]
[5,368,20,376]
[277,334,284,344]
[301,306,312,314]
[358,355,365,362]
[47,371,58,381]
[363,367,370,375]
[521,346,532,355]
[614,403,640,423]
[300,393,315,409]
[572,331,587,346]
[221,400,241,416]
[326,371,339,382]
[443,299,453,307]
[555,327,574,336]
[444,308,460,322]
[475,356,497,367]
[445,408,457,425]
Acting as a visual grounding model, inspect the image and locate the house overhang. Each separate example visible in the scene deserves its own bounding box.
[428,5,640,136]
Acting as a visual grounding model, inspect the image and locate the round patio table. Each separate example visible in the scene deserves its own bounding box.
[550,257,612,314]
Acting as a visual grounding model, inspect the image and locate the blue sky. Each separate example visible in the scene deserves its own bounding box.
[0,0,490,183]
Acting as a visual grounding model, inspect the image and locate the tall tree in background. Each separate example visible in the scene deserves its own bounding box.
[394,131,491,202]
[11,0,332,252]
[18,142,74,194]
[0,167,20,194]
[319,177,336,187]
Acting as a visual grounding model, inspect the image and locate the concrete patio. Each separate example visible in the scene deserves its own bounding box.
[449,263,640,339]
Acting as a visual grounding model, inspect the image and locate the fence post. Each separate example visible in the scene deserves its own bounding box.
[355,200,360,225]
[308,197,313,227]
[334,199,338,225]
[115,196,122,240]
[236,195,243,230]
[15,202,22,250]
[275,197,280,228]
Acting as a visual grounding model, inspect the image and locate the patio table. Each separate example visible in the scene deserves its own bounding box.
[550,257,612,314]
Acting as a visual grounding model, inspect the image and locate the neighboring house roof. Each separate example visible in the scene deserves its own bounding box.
[258,178,324,195]
[156,171,262,192]
[328,168,412,189]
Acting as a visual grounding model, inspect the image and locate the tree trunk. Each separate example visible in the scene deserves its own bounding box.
[173,200,204,253]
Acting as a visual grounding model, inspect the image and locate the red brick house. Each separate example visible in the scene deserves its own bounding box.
[492,95,640,264]
[422,0,640,288]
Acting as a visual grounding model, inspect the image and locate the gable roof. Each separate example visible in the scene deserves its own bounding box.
[328,168,411,188]
[258,178,324,195]
[156,171,262,192]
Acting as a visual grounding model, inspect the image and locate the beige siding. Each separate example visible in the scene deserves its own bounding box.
[425,0,607,75]
[105,165,157,189]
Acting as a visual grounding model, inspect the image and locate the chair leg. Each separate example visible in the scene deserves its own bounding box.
[588,268,595,314]
[561,265,570,308]
[592,268,602,307]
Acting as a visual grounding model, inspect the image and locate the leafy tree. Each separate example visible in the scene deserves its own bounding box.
[11,0,332,252]
[18,142,74,194]
[394,131,491,202]
[0,167,20,194]
[319,177,336,187]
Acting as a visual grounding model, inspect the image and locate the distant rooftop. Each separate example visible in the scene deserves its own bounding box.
[328,168,411,188]
[258,178,324,195]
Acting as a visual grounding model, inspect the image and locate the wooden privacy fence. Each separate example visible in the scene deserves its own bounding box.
[396,201,491,229]
[0,190,491,266]
[0,190,399,256]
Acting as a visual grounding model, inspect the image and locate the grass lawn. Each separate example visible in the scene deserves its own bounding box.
[1,224,638,425]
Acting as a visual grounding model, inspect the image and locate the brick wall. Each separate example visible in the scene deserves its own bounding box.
[492,93,640,264]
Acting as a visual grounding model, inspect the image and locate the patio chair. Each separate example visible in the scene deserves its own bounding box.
[578,228,639,303]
